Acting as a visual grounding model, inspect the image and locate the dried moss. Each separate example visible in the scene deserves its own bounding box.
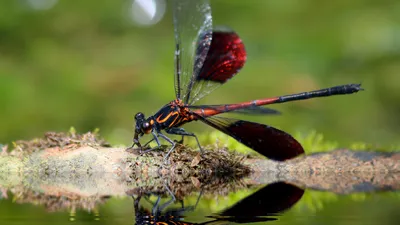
[9,129,110,158]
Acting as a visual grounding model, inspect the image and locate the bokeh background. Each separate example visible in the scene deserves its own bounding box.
[0,1,400,225]
[1,0,400,147]
[0,0,400,146]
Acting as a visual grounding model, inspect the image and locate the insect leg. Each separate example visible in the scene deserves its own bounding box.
[151,196,162,215]
[157,132,176,161]
[140,131,161,154]
[156,182,177,213]
[177,135,184,144]
[129,133,141,149]
[143,138,155,147]
[132,195,142,215]
[166,127,203,155]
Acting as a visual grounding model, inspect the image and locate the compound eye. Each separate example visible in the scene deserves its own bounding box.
[141,122,152,133]
[135,112,144,120]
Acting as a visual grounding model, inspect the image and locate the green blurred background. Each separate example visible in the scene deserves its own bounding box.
[0,1,399,224]
[1,0,400,148]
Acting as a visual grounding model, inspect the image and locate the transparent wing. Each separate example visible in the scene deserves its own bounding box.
[185,28,247,105]
[188,104,281,115]
[173,0,212,100]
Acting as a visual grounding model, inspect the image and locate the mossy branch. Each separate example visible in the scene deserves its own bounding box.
[0,130,398,201]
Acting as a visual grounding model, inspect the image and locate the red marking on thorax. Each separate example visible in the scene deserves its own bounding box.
[166,99,197,126]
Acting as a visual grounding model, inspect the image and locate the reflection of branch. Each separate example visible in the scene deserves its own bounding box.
[11,186,109,212]
[0,130,399,212]
[246,150,400,194]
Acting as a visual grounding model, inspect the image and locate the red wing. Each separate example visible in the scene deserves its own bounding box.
[197,29,246,82]
[183,28,247,104]
[198,116,304,161]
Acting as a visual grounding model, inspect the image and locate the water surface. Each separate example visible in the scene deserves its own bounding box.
[1,179,399,225]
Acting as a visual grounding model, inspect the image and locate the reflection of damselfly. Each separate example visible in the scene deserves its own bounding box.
[132,182,304,225]
[132,184,202,225]
[130,0,363,161]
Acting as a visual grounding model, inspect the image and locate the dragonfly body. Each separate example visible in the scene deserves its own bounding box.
[151,82,362,130]
[194,83,362,117]
[151,99,195,130]
[130,0,363,162]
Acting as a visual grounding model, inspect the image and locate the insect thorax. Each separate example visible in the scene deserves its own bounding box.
[152,101,192,129]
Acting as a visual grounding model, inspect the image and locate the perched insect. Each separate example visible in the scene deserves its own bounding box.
[130,0,362,161]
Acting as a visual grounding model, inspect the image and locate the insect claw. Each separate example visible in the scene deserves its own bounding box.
[174,139,184,144]
[125,142,138,152]
[199,146,204,157]
[163,158,171,165]
[163,144,176,164]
